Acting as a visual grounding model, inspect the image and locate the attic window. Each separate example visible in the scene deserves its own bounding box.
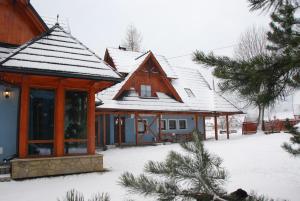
[184,88,195,97]
[141,85,151,97]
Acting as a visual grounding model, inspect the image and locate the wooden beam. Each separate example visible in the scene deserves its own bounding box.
[158,114,162,142]
[203,115,206,140]
[194,114,198,131]
[118,115,122,146]
[226,114,229,139]
[54,81,65,156]
[103,114,106,146]
[214,115,218,140]
[19,76,29,158]
[135,113,139,145]
[87,87,96,154]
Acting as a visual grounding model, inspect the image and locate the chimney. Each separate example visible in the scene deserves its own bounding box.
[118,46,127,51]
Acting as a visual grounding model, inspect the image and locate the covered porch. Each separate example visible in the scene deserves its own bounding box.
[95,109,239,147]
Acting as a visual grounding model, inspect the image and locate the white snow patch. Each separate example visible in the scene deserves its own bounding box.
[0,133,299,201]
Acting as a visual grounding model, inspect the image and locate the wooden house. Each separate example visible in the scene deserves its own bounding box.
[96,47,243,146]
[0,0,121,179]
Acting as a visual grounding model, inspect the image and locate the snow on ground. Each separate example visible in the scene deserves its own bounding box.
[0,133,300,201]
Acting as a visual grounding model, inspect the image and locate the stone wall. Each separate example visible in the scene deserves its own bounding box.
[11,154,103,179]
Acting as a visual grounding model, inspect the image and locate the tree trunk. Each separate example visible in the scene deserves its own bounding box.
[261,105,265,131]
[256,105,262,132]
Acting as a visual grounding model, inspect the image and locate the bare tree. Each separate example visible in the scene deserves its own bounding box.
[234,26,269,61]
[122,24,143,51]
[234,25,270,130]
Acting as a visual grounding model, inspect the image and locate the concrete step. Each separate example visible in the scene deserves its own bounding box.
[0,174,11,182]
[0,164,11,175]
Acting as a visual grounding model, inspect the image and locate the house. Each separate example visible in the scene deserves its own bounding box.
[0,0,121,179]
[95,47,242,146]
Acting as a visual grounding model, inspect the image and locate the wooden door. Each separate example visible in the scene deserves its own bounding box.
[114,117,126,144]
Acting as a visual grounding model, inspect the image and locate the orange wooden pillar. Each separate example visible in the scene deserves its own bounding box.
[158,114,162,142]
[135,113,139,145]
[87,87,96,154]
[54,82,65,156]
[203,115,206,140]
[118,114,122,146]
[214,115,218,140]
[103,114,106,146]
[19,76,29,158]
[194,114,198,131]
[226,114,229,139]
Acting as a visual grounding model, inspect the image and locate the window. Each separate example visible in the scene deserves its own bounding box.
[141,85,151,97]
[179,120,187,130]
[161,120,167,130]
[138,120,147,133]
[28,89,55,156]
[168,120,177,130]
[184,88,195,97]
[64,91,88,154]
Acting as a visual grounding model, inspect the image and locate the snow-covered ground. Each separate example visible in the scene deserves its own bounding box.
[0,133,300,201]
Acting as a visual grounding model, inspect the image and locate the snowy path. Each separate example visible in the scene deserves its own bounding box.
[0,133,299,201]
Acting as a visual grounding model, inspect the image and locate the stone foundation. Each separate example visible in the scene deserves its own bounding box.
[11,154,103,179]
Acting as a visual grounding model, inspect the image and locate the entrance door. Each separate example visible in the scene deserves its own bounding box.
[114,117,125,144]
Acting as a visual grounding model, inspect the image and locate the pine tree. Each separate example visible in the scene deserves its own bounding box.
[120,131,228,201]
[282,122,300,155]
[58,189,110,201]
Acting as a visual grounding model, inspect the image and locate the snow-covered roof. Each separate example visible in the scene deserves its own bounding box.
[172,66,242,113]
[97,50,242,114]
[0,46,16,60]
[106,47,178,79]
[0,24,121,81]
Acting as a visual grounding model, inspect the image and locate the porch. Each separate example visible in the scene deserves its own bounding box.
[95,110,235,147]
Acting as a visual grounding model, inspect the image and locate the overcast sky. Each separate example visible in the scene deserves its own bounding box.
[31,0,270,59]
[30,0,300,114]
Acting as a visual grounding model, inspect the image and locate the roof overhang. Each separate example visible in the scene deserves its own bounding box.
[0,67,122,82]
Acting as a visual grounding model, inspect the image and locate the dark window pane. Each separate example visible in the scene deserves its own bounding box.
[64,142,87,154]
[29,89,55,140]
[28,143,53,156]
[161,120,166,130]
[64,91,87,140]
[179,120,187,129]
[169,120,177,130]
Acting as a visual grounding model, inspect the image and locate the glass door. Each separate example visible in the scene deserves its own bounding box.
[28,89,55,156]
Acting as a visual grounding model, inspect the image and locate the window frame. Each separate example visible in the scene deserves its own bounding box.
[138,119,148,134]
[160,119,167,131]
[64,90,88,155]
[168,119,177,130]
[184,88,195,98]
[28,88,55,157]
[140,84,152,97]
[178,119,188,130]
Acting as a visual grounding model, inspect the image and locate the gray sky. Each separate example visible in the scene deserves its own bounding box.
[31,0,300,114]
[31,0,270,59]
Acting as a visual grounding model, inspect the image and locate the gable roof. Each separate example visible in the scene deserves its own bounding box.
[113,51,182,102]
[97,49,242,114]
[105,47,178,79]
[0,24,121,81]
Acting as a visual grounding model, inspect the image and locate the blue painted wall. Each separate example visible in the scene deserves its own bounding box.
[0,85,19,161]
[104,114,204,145]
